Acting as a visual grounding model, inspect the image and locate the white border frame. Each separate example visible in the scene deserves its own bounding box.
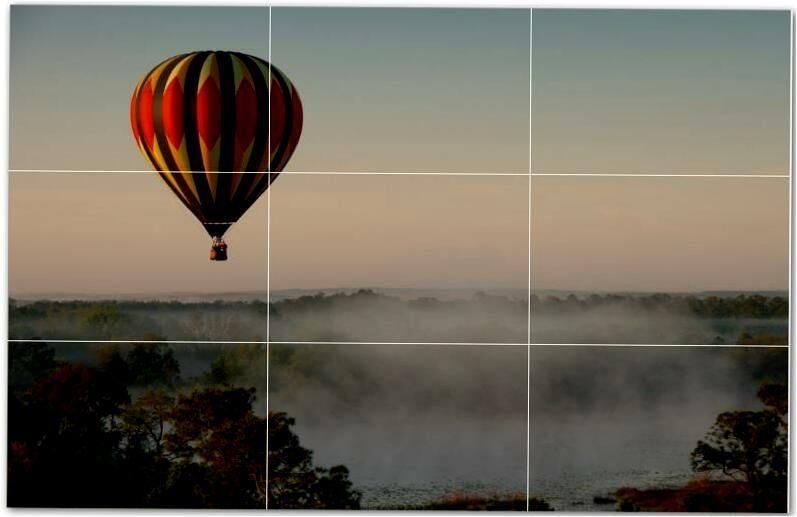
[2,1,795,515]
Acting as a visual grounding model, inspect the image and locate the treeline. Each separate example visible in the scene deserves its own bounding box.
[9,290,788,341]
[9,300,268,341]
[531,293,788,318]
[12,290,788,324]
[8,341,359,509]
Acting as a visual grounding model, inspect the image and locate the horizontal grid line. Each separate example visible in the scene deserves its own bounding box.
[7,339,789,348]
[8,169,791,178]
[532,173,790,178]
[8,339,268,345]
[9,169,525,175]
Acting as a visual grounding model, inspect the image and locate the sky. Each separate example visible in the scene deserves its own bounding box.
[10,172,268,296]
[532,9,791,174]
[8,7,792,296]
[532,177,788,293]
[10,6,270,172]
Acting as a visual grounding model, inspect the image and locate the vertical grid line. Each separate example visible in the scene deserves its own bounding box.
[786,10,794,512]
[526,7,533,513]
[265,5,272,510]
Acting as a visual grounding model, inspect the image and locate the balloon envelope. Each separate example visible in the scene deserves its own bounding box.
[130,51,303,239]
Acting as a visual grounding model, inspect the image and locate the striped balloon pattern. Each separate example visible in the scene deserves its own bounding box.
[130,51,303,239]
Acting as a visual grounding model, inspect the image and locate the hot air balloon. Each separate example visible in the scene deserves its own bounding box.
[130,51,303,260]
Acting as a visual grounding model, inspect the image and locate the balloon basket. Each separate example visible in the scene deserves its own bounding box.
[210,241,228,261]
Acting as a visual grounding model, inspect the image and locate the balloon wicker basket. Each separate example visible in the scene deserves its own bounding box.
[210,241,228,261]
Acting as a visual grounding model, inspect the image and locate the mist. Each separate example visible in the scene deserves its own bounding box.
[9,289,787,508]
[267,340,784,508]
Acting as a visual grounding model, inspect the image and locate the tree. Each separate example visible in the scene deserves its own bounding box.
[79,303,127,336]
[690,383,786,512]
[268,411,361,509]
[9,363,131,506]
[8,341,360,509]
[8,341,55,396]
[121,390,174,457]
[127,342,180,388]
[164,387,265,507]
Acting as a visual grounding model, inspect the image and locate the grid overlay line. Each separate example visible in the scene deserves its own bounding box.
[8,169,791,178]
[786,11,794,512]
[526,6,532,512]
[530,172,789,178]
[6,339,788,348]
[266,6,272,510]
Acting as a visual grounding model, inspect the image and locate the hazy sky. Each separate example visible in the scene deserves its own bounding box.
[10,6,529,172]
[10,172,267,296]
[10,6,269,171]
[270,174,529,291]
[8,7,791,296]
[532,177,788,293]
[533,9,790,174]
[272,8,530,173]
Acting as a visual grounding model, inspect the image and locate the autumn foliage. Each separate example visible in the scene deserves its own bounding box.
[7,342,360,508]
[618,382,787,512]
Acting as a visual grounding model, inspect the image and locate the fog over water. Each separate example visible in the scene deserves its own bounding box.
[11,288,787,509]
[270,342,781,508]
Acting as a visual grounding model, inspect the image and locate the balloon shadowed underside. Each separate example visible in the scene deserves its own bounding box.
[130,51,303,260]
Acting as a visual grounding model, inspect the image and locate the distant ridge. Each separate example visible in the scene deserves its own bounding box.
[9,287,788,303]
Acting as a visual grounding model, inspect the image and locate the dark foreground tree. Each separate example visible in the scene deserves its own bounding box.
[690,383,787,512]
[8,342,360,509]
[268,411,360,509]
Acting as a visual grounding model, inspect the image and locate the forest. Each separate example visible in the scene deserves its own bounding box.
[7,338,787,510]
[8,340,359,508]
[9,290,789,343]
[7,290,789,510]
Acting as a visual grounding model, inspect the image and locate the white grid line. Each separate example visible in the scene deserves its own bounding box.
[8,339,269,344]
[531,172,789,178]
[7,339,788,348]
[786,11,794,512]
[8,169,791,178]
[266,7,272,510]
[14,170,529,176]
[526,8,532,511]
